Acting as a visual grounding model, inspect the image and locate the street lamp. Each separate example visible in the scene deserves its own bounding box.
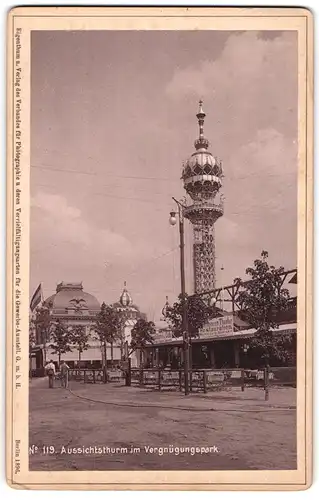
[242,343,250,369]
[169,211,177,226]
[169,197,190,396]
[210,296,217,307]
[242,343,249,354]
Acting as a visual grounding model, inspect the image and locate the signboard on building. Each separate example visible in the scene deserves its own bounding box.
[153,329,173,344]
[199,316,234,340]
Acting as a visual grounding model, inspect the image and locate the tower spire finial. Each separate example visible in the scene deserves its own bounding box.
[194,99,209,150]
[198,99,204,115]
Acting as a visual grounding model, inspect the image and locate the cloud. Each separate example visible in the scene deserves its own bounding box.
[30,31,298,318]
[32,191,81,219]
[226,128,297,214]
[166,31,297,141]
[31,192,134,262]
[213,125,297,286]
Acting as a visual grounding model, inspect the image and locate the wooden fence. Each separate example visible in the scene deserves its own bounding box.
[67,368,123,383]
[130,367,296,393]
[31,366,296,393]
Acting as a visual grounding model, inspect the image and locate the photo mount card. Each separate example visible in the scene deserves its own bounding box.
[6,6,313,491]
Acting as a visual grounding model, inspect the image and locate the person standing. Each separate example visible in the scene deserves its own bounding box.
[60,360,70,388]
[45,359,56,389]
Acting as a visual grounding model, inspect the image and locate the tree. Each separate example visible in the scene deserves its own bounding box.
[29,317,36,352]
[165,293,217,339]
[49,319,73,367]
[130,318,156,369]
[234,250,291,366]
[94,303,123,381]
[70,325,91,365]
[130,318,156,353]
[33,303,54,364]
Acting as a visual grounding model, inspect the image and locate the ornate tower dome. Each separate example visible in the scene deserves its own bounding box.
[119,281,133,307]
[112,282,145,321]
[182,100,223,201]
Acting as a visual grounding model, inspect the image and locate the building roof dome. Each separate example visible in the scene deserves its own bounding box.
[43,282,100,315]
[112,282,140,313]
[119,281,133,307]
[182,101,223,201]
[161,296,170,319]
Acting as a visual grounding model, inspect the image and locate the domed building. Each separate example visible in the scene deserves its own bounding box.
[33,282,102,369]
[31,281,145,371]
[43,281,100,318]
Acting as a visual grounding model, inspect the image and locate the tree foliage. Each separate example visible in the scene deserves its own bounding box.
[94,303,123,377]
[234,250,292,364]
[130,318,156,354]
[165,293,217,338]
[49,319,73,365]
[29,317,36,352]
[33,303,53,346]
[69,325,91,362]
[94,302,123,346]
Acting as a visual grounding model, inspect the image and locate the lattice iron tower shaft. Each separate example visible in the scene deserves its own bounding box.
[182,101,224,294]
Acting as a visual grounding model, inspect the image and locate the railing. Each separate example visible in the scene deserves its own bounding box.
[183,200,224,221]
[130,368,234,393]
[267,366,296,387]
[130,367,296,393]
[31,366,296,393]
[30,367,45,378]
[67,368,124,383]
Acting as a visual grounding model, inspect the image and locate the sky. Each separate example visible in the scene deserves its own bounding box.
[30,30,298,320]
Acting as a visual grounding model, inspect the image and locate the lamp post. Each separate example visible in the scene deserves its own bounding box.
[242,343,250,369]
[169,197,189,396]
[220,265,225,311]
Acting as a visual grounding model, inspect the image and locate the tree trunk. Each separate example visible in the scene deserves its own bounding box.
[103,341,108,383]
[139,349,143,386]
[139,348,143,368]
[111,341,114,368]
[43,341,47,365]
[58,351,61,368]
[43,327,47,365]
[79,349,81,367]
[120,332,124,360]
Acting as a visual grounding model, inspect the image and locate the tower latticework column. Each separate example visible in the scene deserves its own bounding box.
[182,101,224,294]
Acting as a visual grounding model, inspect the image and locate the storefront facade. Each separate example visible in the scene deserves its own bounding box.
[144,314,297,370]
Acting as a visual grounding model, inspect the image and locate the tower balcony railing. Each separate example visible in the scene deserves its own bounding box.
[183,198,224,220]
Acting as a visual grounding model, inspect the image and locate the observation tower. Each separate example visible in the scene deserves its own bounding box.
[182,101,224,294]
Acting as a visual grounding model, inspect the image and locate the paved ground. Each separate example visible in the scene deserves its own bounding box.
[29,378,297,471]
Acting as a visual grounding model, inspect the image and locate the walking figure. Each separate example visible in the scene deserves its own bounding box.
[60,360,70,388]
[45,359,56,389]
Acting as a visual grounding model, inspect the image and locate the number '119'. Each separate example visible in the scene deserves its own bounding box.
[42,446,55,454]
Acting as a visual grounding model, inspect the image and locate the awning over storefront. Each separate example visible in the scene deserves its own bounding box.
[147,322,297,348]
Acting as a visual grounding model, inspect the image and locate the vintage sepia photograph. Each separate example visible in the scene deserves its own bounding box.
[7,6,313,490]
[29,27,299,471]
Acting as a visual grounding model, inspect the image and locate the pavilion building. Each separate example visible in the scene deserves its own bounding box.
[30,281,144,372]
